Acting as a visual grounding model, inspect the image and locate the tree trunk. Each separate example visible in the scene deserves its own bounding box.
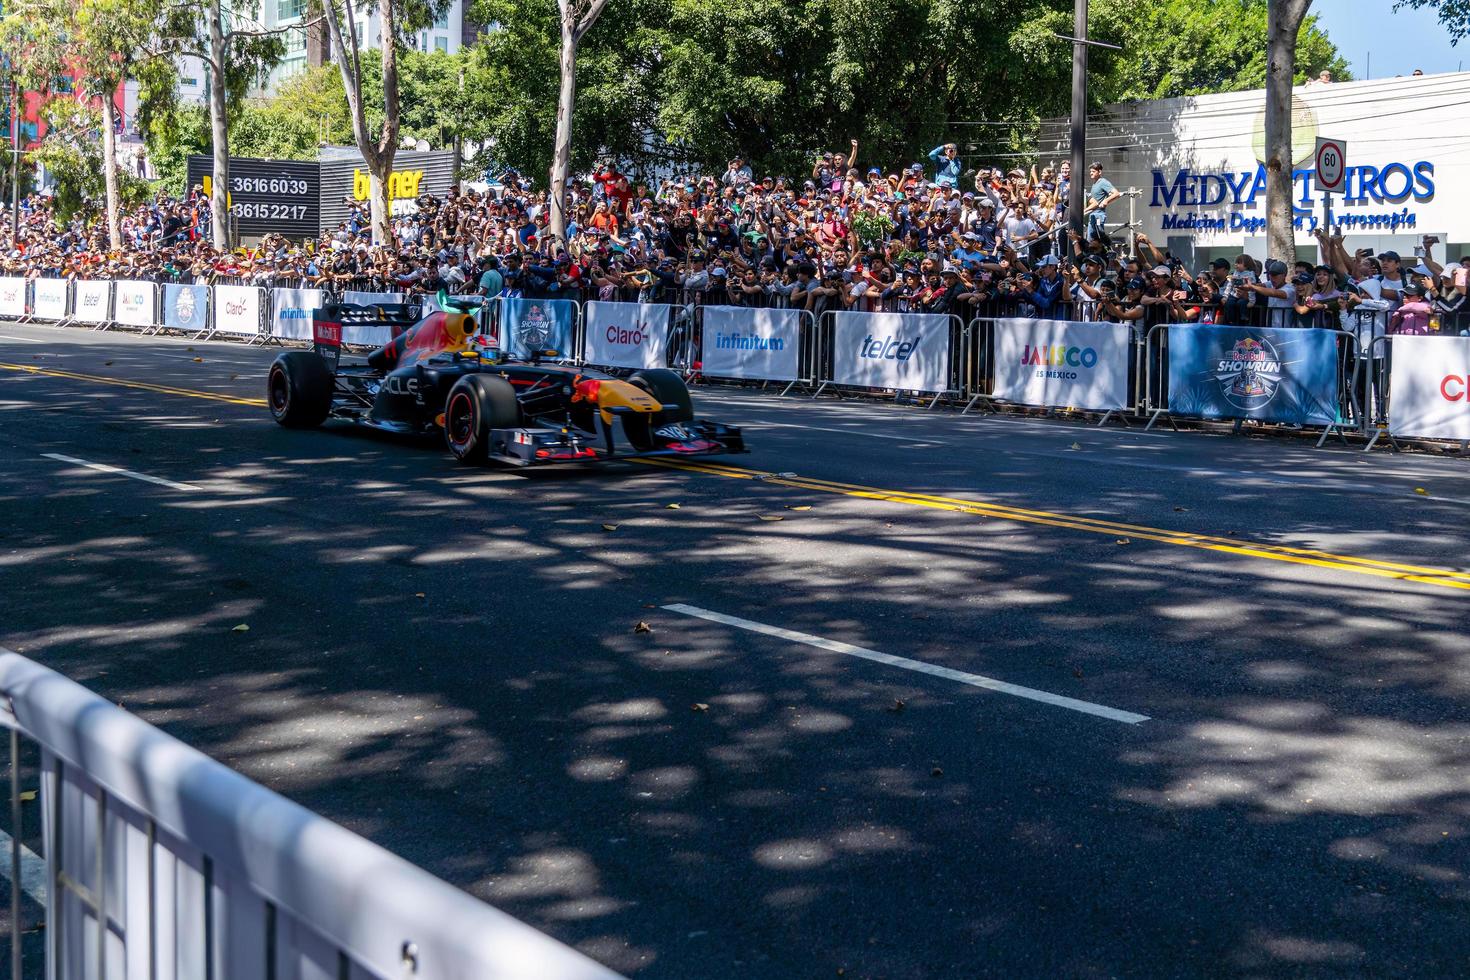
[1264,0,1310,264]
[323,0,398,245]
[98,91,121,250]
[208,0,231,249]
[549,20,577,247]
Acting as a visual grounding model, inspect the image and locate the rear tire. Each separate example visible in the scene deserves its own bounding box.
[268,351,333,428]
[625,369,695,450]
[444,374,520,464]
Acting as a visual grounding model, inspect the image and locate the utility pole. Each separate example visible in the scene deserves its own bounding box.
[1056,3,1121,244]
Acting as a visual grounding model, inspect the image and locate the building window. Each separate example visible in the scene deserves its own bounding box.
[433,7,448,29]
[285,29,306,54]
[277,0,304,21]
[434,36,449,52]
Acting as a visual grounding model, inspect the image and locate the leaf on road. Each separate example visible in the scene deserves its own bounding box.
[633,621,653,634]
[665,502,681,509]
[1115,538,1130,545]
[930,767,944,778]
[691,702,709,712]
[104,360,113,366]
[18,790,36,802]
[758,514,784,522]
[192,357,203,363]
[786,505,812,511]
[230,623,250,632]
[1173,506,1189,512]
[602,523,619,531]
[887,699,906,713]
[414,592,426,599]
[1414,487,1429,495]
[1069,442,1082,450]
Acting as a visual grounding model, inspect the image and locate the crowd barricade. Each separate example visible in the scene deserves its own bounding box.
[499,296,580,360]
[0,276,26,321]
[0,650,624,980]
[209,284,267,342]
[1364,333,1470,451]
[697,305,814,393]
[579,299,672,371]
[338,289,409,346]
[812,309,962,406]
[158,282,212,338]
[962,317,1140,425]
[71,280,113,328]
[30,277,71,324]
[269,285,327,343]
[1144,323,1365,446]
[109,280,159,333]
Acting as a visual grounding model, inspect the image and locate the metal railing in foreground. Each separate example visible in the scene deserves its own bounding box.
[0,651,623,980]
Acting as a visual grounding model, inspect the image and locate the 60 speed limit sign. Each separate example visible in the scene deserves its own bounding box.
[1314,137,1347,194]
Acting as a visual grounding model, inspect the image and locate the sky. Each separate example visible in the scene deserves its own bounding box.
[1314,3,1468,79]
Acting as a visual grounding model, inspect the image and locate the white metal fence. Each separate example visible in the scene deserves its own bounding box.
[0,651,623,980]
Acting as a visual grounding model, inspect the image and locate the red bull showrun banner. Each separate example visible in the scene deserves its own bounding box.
[504,297,577,360]
[1166,325,1340,426]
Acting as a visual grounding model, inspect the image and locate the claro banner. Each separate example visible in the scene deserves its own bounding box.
[213,285,263,336]
[1167,325,1340,426]
[113,280,157,329]
[0,277,26,318]
[583,301,670,369]
[990,318,1131,411]
[31,278,68,321]
[270,287,326,341]
[1389,335,1470,440]
[829,311,951,393]
[700,307,801,381]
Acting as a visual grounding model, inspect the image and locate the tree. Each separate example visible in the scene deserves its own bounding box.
[0,0,169,249]
[29,101,150,223]
[1264,0,1312,262]
[321,0,402,244]
[548,0,615,245]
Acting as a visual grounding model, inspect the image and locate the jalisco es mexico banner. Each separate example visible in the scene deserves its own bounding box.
[582,301,670,369]
[1388,334,1470,440]
[989,318,1131,411]
[113,280,157,328]
[829,311,951,393]
[1167,325,1340,426]
[700,307,802,382]
[31,278,68,320]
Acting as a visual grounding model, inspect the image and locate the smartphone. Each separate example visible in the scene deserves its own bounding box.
[1414,245,1425,257]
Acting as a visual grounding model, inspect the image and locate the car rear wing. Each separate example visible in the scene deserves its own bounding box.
[311,302,422,372]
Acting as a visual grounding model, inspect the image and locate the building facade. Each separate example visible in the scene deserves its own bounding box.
[262,0,468,91]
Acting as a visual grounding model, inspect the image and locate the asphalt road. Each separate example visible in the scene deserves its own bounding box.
[1,321,1468,978]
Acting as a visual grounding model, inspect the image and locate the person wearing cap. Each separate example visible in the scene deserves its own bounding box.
[1239,259,1298,327]
[721,157,753,189]
[1082,162,1119,244]
[1389,281,1433,335]
[1066,253,1106,318]
[928,142,962,189]
[1018,254,1065,317]
[1100,276,1146,323]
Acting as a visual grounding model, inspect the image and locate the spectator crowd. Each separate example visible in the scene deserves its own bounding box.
[1,142,1467,340]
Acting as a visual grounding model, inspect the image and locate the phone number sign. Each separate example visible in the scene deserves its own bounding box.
[186,156,322,240]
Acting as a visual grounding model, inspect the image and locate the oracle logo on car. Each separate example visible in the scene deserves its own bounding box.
[860,334,920,361]
[1442,373,1467,402]
[607,322,647,346]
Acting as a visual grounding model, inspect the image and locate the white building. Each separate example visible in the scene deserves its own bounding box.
[262,0,468,91]
[1041,71,1470,268]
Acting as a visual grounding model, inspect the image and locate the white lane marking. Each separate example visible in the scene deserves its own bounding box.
[663,603,1150,725]
[731,419,939,446]
[41,452,202,492]
[0,826,48,904]
[0,334,44,343]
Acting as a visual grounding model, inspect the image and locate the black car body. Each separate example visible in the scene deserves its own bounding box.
[266,297,746,466]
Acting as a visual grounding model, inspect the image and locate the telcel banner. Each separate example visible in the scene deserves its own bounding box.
[990,318,1131,411]
[31,278,68,321]
[342,290,407,346]
[214,285,262,336]
[583,301,669,369]
[1167,325,1340,426]
[113,280,157,328]
[0,277,25,318]
[1388,335,1470,440]
[700,307,801,381]
[162,284,209,332]
[271,287,325,341]
[502,298,576,358]
[73,281,112,324]
[829,311,951,393]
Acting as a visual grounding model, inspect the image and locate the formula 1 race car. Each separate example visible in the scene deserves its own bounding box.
[265,294,745,466]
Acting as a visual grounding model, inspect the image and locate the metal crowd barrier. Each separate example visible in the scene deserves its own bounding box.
[0,650,623,980]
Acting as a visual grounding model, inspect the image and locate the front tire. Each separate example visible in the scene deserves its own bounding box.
[444,374,520,464]
[624,369,695,451]
[267,351,333,428]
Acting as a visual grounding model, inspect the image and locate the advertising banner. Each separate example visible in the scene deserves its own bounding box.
[1167,325,1340,426]
[502,297,577,359]
[72,280,112,324]
[113,280,157,328]
[213,284,263,336]
[31,278,68,321]
[700,307,802,382]
[1388,335,1470,440]
[342,290,407,346]
[582,301,669,369]
[0,277,25,318]
[162,284,210,332]
[828,311,951,393]
[990,318,1131,411]
[270,287,326,341]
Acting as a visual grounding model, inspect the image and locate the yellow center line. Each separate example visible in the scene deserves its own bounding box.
[637,458,1470,593]
[0,362,268,408]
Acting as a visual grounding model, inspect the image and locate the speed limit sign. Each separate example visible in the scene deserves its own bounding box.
[1314,137,1347,194]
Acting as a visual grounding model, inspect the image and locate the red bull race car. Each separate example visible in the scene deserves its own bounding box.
[265,293,746,466]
